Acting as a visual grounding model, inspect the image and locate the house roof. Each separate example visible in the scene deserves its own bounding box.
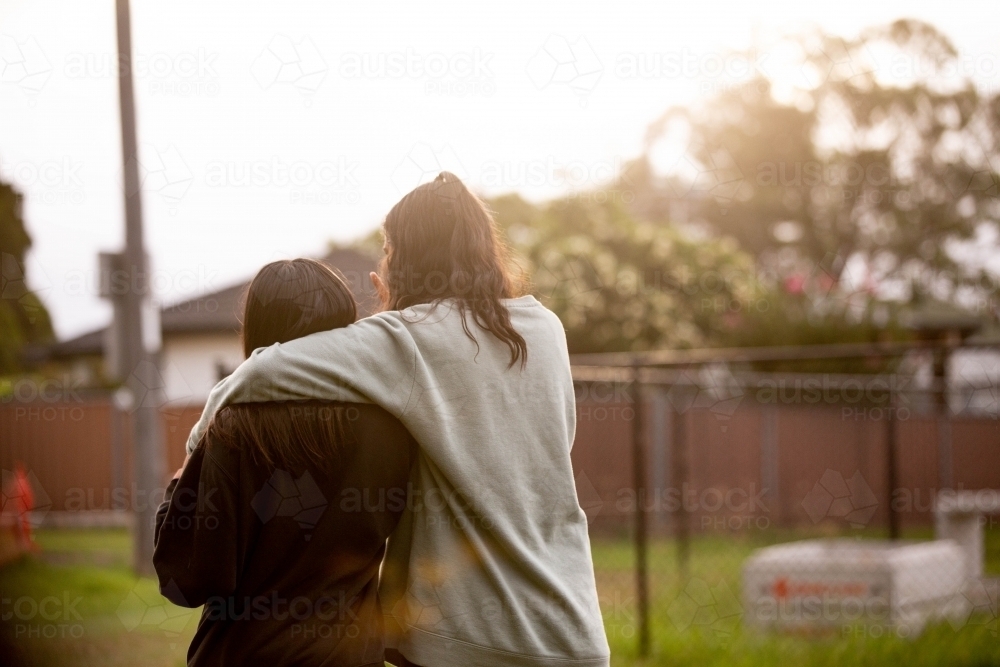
[51,247,379,358]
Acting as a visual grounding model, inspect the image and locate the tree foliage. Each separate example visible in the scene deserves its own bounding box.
[490,193,760,353]
[0,181,53,373]
[639,19,1000,307]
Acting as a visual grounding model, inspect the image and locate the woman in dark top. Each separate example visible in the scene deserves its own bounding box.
[153,258,416,667]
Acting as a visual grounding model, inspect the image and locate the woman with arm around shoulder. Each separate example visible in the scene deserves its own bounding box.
[187,173,611,667]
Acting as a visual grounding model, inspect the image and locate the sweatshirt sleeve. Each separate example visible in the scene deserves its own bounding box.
[153,438,241,608]
[186,313,417,454]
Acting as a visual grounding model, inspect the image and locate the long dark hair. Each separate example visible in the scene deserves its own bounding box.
[209,258,359,474]
[380,171,527,367]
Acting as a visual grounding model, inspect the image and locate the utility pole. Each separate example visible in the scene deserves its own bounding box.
[115,0,166,576]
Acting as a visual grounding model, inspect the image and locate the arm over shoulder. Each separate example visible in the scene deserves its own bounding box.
[186,313,417,454]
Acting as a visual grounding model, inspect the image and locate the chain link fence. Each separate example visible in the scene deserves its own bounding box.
[571,340,1000,661]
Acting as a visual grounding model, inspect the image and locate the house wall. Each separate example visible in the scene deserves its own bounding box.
[160,332,244,404]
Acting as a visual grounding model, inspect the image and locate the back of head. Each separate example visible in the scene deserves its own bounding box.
[381,171,527,367]
[241,258,357,358]
[212,258,359,474]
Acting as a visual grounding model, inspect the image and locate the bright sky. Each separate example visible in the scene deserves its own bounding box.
[2,0,998,339]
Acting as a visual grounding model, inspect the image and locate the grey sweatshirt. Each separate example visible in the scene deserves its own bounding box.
[185,295,610,667]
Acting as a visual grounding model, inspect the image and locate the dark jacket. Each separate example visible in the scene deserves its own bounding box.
[153,401,415,667]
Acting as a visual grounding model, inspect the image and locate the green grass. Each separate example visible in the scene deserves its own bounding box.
[0,529,195,667]
[592,529,1000,667]
[0,528,997,666]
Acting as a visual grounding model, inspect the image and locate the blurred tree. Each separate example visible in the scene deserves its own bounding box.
[490,193,760,353]
[0,181,53,373]
[334,227,383,258]
[639,19,1000,311]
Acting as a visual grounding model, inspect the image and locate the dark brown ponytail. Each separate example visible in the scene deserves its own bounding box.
[380,172,528,368]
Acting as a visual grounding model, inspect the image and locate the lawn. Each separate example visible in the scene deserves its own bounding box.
[0,529,194,667]
[592,530,1000,667]
[0,528,997,666]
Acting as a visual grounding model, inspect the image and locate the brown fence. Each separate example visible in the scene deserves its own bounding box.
[0,399,198,512]
[2,394,998,526]
[572,396,1000,533]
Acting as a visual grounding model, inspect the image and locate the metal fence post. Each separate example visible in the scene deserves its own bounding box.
[672,382,690,577]
[651,388,670,531]
[630,363,650,657]
[934,347,953,490]
[760,404,779,527]
[886,392,900,540]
